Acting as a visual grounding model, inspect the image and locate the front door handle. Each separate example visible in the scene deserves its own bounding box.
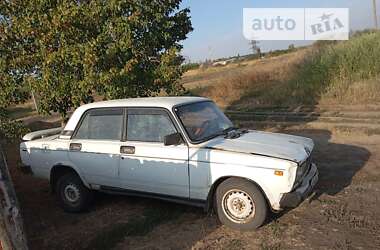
[120,146,135,155]
[70,143,82,151]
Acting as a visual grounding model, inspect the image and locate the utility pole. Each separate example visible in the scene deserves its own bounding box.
[374,0,379,29]
[249,40,261,58]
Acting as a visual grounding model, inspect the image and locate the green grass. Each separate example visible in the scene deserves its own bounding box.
[257,31,380,106]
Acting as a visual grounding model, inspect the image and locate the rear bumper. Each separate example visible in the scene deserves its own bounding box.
[279,163,318,208]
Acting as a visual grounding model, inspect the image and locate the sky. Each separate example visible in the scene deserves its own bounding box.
[180,0,378,62]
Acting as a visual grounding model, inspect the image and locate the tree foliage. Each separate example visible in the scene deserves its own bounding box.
[0,0,192,126]
[0,4,30,139]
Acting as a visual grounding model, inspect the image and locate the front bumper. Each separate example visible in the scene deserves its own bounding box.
[280,163,318,208]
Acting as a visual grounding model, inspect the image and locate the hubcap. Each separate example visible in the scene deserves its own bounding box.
[64,184,80,203]
[222,189,255,223]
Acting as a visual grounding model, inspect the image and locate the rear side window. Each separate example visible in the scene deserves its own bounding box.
[127,110,177,142]
[74,108,123,140]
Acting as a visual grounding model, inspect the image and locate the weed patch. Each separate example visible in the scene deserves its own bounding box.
[186,31,380,109]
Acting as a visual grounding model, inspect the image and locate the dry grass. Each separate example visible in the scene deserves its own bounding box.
[186,31,380,110]
[321,78,380,105]
[189,50,308,109]
[182,63,250,89]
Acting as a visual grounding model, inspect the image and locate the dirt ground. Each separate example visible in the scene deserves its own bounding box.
[4,118,380,249]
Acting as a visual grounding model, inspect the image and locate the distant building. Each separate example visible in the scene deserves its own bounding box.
[212,58,236,67]
[212,60,228,66]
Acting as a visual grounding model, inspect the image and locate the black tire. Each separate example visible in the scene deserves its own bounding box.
[56,173,93,212]
[216,177,268,230]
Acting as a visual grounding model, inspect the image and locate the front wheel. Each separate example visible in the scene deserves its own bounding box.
[56,173,93,212]
[216,178,268,230]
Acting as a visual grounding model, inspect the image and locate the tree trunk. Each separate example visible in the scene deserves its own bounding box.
[30,91,38,113]
[0,213,13,250]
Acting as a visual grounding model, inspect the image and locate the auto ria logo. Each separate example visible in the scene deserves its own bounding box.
[311,13,345,35]
[243,8,349,41]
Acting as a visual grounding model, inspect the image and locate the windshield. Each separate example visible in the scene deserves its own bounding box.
[175,101,234,142]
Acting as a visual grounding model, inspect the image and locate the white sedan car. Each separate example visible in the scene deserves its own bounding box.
[20,97,318,230]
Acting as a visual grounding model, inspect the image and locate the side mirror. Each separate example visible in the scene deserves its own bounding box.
[164,132,183,146]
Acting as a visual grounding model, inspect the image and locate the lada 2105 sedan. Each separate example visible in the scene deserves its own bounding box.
[20,97,318,230]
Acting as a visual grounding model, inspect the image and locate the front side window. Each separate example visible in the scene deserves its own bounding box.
[175,101,233,142]
[74,108,123,140]
[127,110,177,142]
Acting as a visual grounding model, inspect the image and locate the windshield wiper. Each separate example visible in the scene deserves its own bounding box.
[223,127,249,139]
[223,126,238,134]
[214,126,237,136]
[199,127,242,142]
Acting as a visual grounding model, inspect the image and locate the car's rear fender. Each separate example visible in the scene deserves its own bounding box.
[49,162,91,191]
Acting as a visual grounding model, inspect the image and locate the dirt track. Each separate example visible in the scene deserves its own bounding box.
[4,110,380,250]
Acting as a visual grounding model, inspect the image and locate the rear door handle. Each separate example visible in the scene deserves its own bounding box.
[70,143,82,151]
[120,146,135,155]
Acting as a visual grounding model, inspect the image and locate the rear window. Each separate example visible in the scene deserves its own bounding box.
[74,108,123,140]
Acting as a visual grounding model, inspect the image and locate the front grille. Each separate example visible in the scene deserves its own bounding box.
[301,154,312,178]
[293,153,312,190]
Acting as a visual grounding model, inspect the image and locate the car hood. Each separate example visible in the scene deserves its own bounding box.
[204,130,314,163]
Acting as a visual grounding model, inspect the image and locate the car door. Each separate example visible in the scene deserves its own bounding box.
[119,108,189,198]
[68,107,124,187]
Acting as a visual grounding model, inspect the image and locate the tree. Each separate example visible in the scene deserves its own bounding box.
[1,0,192,124]
[0,9,30,139]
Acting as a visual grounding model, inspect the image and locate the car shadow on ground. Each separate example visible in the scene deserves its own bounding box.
[264,128,371,224]
[283,129,370,199]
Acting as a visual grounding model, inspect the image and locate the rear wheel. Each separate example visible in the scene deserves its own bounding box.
[56,173,93,212]
[216,178,268,230]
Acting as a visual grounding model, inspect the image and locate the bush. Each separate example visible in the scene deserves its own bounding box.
[182,62,200,72]
[294,32,380,103]
[259,31,380,106]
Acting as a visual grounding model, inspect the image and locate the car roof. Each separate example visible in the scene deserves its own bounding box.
[63,96,210,131]
[77,96,210,110]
